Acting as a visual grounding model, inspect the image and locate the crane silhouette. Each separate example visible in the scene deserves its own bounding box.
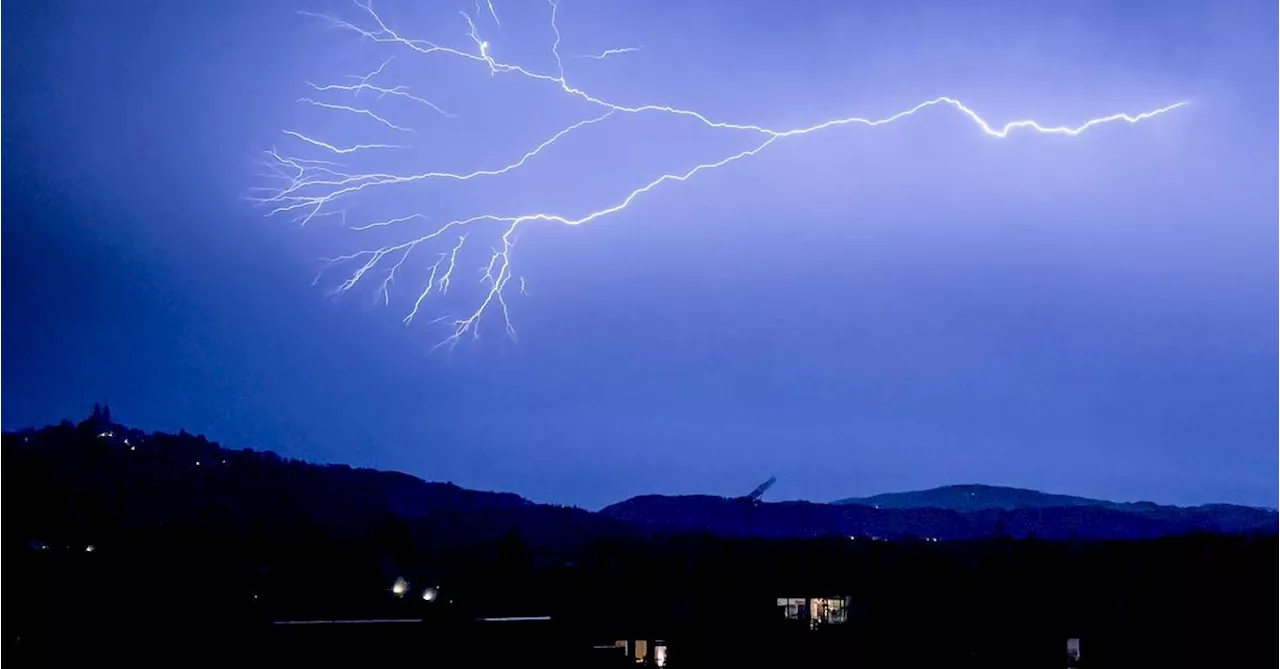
[734,476,776,536]
[738,476,776,504]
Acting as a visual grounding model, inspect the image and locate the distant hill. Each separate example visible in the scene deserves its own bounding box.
[830,485,1277,536]
[603,488,1276,541]
[6,410,1274,561]
[834,483,1140,512]
[600,494,973,540]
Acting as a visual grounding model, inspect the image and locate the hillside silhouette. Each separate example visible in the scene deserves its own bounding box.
[836,483,1131,511]
[8,407,629,563]
[8,408,1274,553]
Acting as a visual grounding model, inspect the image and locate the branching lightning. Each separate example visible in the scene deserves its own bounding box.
[574,47,642,60]
[257,0,1187,349]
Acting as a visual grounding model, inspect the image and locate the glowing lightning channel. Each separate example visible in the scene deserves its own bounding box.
[281,130,405,155]
[475,0,500,26]
[574,47,642,60]
[296,97,416,133]
[259,0,1188,349]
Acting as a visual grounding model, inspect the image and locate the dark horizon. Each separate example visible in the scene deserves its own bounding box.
[6,405,1273,513]
[4,0,1276,510]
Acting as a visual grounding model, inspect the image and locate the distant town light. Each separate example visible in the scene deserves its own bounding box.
[85,545,96,553]
[391,577,409,597]
[422,586,438,602]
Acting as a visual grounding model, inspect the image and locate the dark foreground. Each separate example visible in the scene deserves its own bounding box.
[7,418,1276,667]
[10,533,1275,668]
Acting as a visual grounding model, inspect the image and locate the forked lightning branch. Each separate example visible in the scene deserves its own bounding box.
[255,0,1186,348]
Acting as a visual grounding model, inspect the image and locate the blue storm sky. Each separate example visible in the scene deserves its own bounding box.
[3,0,1276,508]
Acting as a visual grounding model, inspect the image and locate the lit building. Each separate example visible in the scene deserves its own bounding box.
[604,637,668,665]
[776,596,850,630]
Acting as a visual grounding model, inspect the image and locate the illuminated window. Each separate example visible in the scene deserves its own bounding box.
[777,597,808,621]
[810,597,849,627]
[778,596,849,628]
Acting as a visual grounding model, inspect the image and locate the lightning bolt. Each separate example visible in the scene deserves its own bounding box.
[257,0,1187,349]
[475,0,500,26]
[574,47,642,60]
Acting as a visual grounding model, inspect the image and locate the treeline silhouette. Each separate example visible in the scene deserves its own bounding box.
[602,492,1275,540]
[6,409,1275,668]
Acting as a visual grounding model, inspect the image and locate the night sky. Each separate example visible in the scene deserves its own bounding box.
[3,0,1276,509]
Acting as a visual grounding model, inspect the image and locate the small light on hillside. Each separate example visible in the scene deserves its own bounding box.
[392,577,409,597]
